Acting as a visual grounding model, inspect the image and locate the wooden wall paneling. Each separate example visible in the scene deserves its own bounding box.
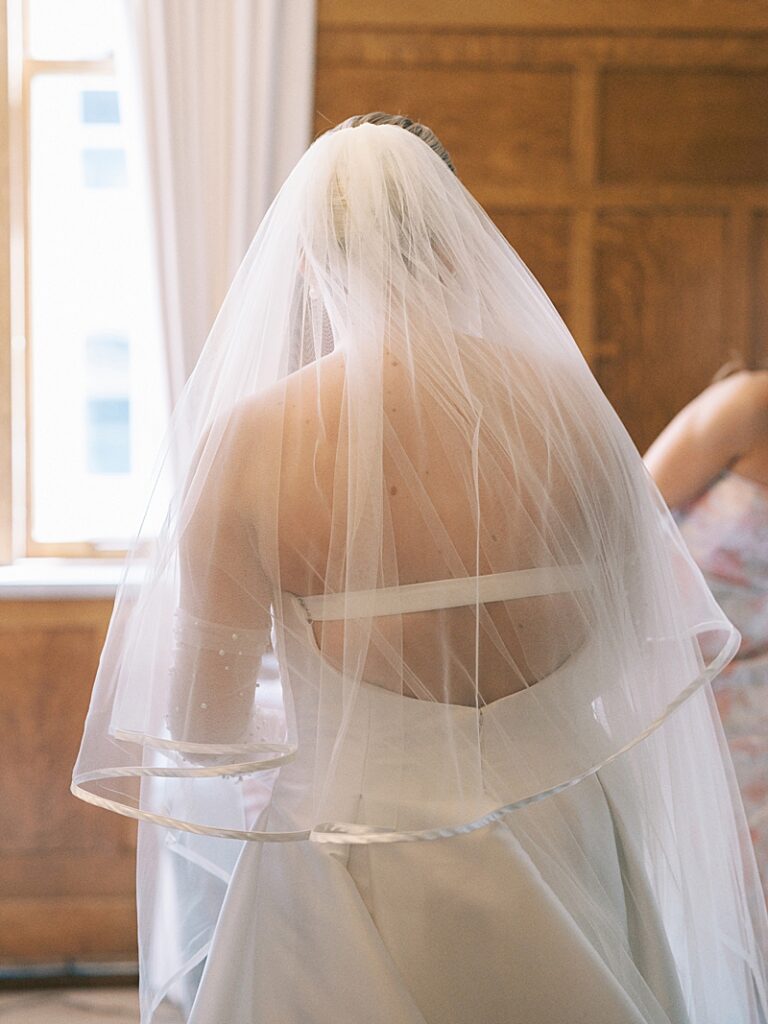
[315,22,768,443]
[315,28,768,78]
[599,69,768,185]
[318,0,768,32]
[492,209,571,321]
[313,31,768,208]
[0,897,136,962]
[0,600,137,963]
[724,206,754,369]
[594,210,731,452]
[569,62,598,358]
[752,212,768,366]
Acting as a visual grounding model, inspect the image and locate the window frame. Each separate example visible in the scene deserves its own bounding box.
[3,0,135,561]
[0,0,15,564]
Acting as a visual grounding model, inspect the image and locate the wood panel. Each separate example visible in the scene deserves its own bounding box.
[753,212,768,366]
[315,17,768,444]
[0,897,135,961]
[0,600,137,963]
[318,0,768,32]
[492,209,571,320]
[316,30,768,73]
[595,210,730,451]
[600,69,768,184]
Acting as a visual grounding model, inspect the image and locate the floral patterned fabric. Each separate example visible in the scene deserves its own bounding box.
[676,471,768,900]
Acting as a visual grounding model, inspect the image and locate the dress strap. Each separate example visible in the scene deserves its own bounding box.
[296,565,593,622]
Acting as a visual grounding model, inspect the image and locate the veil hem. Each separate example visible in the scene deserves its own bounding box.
[70,618,739,844]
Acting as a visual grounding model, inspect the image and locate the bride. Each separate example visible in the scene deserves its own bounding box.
[72,113,768,1023]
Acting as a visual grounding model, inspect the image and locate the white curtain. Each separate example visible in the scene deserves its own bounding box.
[120,0,316,402]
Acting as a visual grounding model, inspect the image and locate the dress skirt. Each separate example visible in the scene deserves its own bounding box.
[180,632,701,1024]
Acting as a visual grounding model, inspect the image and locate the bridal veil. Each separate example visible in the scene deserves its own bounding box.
[72,118,767,1021]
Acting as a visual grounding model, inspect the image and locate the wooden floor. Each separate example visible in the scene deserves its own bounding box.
[0,988,182,1023]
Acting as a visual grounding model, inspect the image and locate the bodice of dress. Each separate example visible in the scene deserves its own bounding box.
[264,584,609,841]
[676,471,768,660]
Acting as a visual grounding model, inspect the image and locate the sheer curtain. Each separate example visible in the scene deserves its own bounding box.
[110,7,314,1013]
[120,0,316,402]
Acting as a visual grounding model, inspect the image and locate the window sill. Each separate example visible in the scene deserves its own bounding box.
[0,558,140,600]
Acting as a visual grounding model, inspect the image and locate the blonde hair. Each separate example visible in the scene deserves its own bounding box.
[330,112,456,174]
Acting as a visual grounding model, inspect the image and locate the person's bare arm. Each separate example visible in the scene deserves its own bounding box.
[644,371,768,509]
[169,415,273,750]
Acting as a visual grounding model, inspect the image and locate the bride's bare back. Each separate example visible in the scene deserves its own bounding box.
[238,344,590,704]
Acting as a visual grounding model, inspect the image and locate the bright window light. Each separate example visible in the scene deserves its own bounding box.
[27,12,169,548]
[27,0,120,61]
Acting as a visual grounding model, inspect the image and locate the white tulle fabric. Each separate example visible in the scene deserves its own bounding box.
[71,123,768,1022]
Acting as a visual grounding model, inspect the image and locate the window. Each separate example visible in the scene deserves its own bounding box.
[4,0,169,557]
[85,333,131,475]
[81,147,128,188]
[80,89,120,124]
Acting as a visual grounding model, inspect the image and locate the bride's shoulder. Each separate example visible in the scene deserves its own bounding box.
[229,349,345,452]
[252,349,343,409]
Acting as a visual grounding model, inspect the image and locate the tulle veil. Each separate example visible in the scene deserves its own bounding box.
[71,119,768,1021]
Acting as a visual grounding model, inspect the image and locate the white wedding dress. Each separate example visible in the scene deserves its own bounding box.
[151,585,703,1024]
